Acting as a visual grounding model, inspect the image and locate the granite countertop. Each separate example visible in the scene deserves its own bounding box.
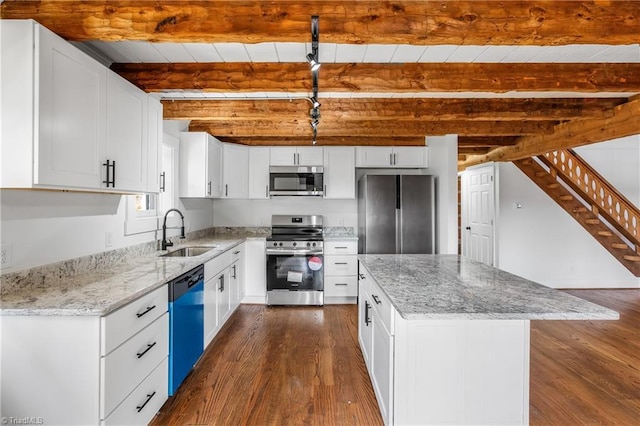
[358,254,619,321]
[1,236,246,317]
[323,228,358,240]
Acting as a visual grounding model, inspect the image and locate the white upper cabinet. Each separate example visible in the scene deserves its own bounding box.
[105,72,148,192]
[356,146,429,168]
[323,147,355,199]
[222,143,249,198]
[146,97,162,193]
[270,147,323,166]
[248,147,270,199]
[0,20,158,193]
[179,132,223,198]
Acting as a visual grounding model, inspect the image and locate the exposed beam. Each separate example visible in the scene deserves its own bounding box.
[114,63,640,93]
[460,98,640,168]
[3,1,639,45]
[162,98,622,122]
[457,136,519,148]
[189,119,557,137]
[458,147,492,155]
[216,136,426,146]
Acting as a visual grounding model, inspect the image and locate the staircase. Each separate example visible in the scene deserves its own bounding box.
[513,150,640,277]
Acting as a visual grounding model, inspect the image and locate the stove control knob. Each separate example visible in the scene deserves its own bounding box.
[307,242,311,247]
[279,242,283,247]
[293,242,297,247]
[273,242,278,247]
[312,242,316,247]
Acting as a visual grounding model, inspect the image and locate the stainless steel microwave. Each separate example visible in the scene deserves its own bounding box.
[269,166,324,197]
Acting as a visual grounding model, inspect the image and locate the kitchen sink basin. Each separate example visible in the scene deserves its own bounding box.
[161,246,217,257]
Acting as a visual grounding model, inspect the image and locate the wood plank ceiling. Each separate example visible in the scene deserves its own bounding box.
[3,0,640,168]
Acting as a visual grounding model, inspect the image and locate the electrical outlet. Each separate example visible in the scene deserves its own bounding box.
[1,243,13,268]
[105,232,113,248]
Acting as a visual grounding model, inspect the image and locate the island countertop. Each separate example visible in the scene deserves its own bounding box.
[358,254,619,320]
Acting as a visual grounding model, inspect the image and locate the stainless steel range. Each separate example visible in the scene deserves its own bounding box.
[266,215,324,306]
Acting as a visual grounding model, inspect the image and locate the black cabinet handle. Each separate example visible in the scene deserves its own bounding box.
[136,342,157,359]
[208,181,212,196]
[358,273,365,280]
[372,295,382,305]
[334,262,348,265]
[136,305,156,318]
[219,274,225,292]
[160,172,166,192]
[136,391,156,413]
[364,301,371,326]
[232,265,237,279]
[234,250,241,255]
[103,159,116,188]
[335,283,348,286]
[225,183,228,196]
[334,246,348,249]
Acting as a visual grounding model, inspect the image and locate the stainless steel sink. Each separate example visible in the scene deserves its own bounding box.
[161,246,217,257]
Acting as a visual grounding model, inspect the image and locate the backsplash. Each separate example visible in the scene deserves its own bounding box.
[0,227,270,296]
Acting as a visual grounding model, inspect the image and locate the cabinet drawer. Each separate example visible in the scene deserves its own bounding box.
[325,256,357,276]
[205,250,232,281]
[324,240,358,255]
[359,263,394,335]
[230,244,243,262]
[101,313,169,419]
[101,285,168,355]
[324,276,358,297]
[102,357,168,426]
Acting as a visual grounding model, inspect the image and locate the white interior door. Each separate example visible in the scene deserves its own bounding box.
[462,164,495,266]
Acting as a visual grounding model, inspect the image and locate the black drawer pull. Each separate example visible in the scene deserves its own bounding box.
[334,246,348,249]
[364,301,371,326]
[358,273,365,280]
[334,262,348,265]
[372,295,382,305]
[136,305,156,318]
[334,283,348,286]
[136,391,156,413]
[136,342,157,359]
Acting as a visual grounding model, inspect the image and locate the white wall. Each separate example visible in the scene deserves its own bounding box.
[496,135,640,289]
[0,120,213,273]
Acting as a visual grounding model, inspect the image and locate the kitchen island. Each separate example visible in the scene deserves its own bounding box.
[357,254,618,426]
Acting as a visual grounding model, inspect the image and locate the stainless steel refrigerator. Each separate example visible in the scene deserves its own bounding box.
[358,174,435,254]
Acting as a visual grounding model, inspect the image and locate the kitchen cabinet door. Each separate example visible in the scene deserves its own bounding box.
[296,147,324,166]
[270,147,298,166]
[355,147,394,167]
[248,147,270,199]
[204,276,219,347]
[36,21,108,189]
[106,72,148,192]
[146,96,162,193]
[243,238,266,304]
[180,132,223,198]
[394,147,429,168]
[217,268,232,327]
[323,147,355,199]
[358,283,373,369]
[222,143,249,198]
[372,311,394,425]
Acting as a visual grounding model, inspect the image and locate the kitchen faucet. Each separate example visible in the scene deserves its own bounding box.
[162,208,186,250]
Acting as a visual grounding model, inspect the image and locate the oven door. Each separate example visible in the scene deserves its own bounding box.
[266,252,324,292]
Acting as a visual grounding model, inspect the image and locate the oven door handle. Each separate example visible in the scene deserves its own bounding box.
[266,249,324,255]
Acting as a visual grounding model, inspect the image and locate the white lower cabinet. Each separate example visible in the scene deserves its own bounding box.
[243,238,267,304]
[204,244,244,347]
[0,285,169,426]
[324,240,358,304]
[358,262,530,425]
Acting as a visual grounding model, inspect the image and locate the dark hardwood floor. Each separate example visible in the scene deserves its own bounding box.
[152,290,639,425]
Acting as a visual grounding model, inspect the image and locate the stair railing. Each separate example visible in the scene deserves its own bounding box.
[541,149,639,253]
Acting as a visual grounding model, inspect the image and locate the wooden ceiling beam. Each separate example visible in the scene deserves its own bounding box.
[114,62,640,93]
[457,136,519,148]
[216,136,426,146]
[459,98,640,169]
[162,98,623,122]
[189,119,557,137]
[3,1,639,45]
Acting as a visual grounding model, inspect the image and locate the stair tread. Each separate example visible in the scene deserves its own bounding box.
[612,243,629,249]
[623,255,640,262]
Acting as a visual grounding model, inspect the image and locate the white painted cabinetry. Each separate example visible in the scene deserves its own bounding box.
[270,147,323,166]
[0,285,169,426]
[355,147,429,168]
[203,244,244,346]
[222,143,249,198]
[179,132,223,198]
[324,240,358,303]
[248,147,271,199]
[146,96,163,193]
[0,20,161,193]
[323,147,355,199]
[243,238,267,304]
[358,262,529,425]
